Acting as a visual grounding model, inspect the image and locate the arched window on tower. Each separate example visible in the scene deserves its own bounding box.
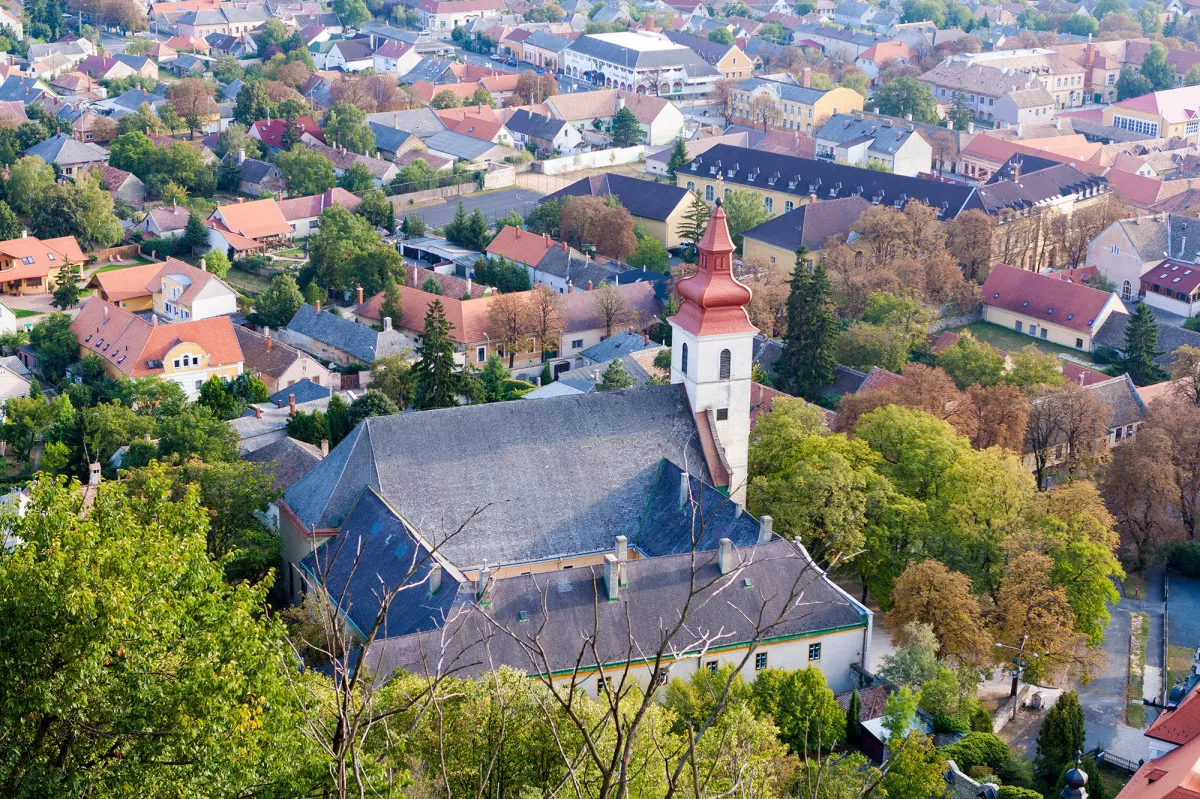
[681,342,689,375]
[719,349,731,380]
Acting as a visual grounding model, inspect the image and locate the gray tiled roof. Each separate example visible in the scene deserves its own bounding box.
[567,33,720,74]
[367,107,446,138]
[368,121,417,154]
[23,132,109,165]
[580,330,657,363]
[1093,311,1200,366]
[543,173,690,222]
[283,384,709,566]
[815,114,921,155]
[742,195,871,252]
[0,76,50,102]
[359,536,866,681]
[267,377,330,406]
[286,303,418,363]
[1024,373,1147,450]
[505,108,568,140]
[243,435,323,492]
[421,129,502,160]
[524,30,572,52]
[735,76,827,106]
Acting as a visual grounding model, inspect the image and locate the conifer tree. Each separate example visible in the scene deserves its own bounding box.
[676,190,710,262]
[1123,301,1163,386]
[325,393,350,445]
[779,247,838,400]
[846,688,862,743]
[415,299,458,409]
[597,358,635,391]
[666,136,689,181]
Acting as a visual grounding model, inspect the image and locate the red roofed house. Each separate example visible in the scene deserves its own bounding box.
[69,297,243,396]
[1145,679,1200,761]
[1139,259,1200,318]
[981,263,1124,352]
[417,0,505,39]
[0,234,85,295]
[1118,733,1200,799]
[855,41,917,86]
[86,256,238,319]
[278,187,361,237]
[206,197,293,254]
[248,116,325,151]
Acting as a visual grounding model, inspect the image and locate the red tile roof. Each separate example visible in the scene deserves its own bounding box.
[749,381,835,429]
[859,366,904,393]
[1148,686,1200,747]
[70,297,243,377]
[980,263,1116,334]
[250,116,325,149]
[1061,361,1111,387]
[1142,259,1200,296]
[1116,733,1200,799]
[486,225,563,266]
[277,187,361,221]
[0,235,84,281]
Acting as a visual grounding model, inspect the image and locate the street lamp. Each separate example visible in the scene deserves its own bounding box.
[995,635,1041,720]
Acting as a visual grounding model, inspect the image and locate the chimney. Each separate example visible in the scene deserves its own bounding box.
[383,316,393,331]
[237,197,244,203]
[514,226,520,238]
[277,399,284,408]
[288,393,296,416]
[315,299,321,313]
[88,462,101,486]
[238,147,245,164]
[945,118,953,129]
[429,563,442,594]
[604,553,620,600]
[151,315,157,326]
[616,534,628,563]
[102,304,108,323]
[758,514,773,544]
[253,405,263,419]
[1012,158,1021,183]
[587,280,593,291]
[905,112,913,121]
[200,257,207,272]
[1079,371,1086,386]
[466,277,472,294]
[567,282,573,293]
[477,565,491,599]
[718,538,733,575]
[617,95,625,110]
[801,67,811,88]
[320,439,329,456]
[967,121,975,134]
[266,329,273,351]
[356,285,363,305]
[644,334,650,344]
[679,471,689,506]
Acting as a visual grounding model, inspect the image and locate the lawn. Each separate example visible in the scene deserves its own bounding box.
[93,258,153,274]
[1096,763,1132,797]
[950,321,1099,365]
[225,267,273,296]
[1124,572,1149,600]
[1128,611,1150,726]
[1168,644,1193,690]
[12,308,37,318]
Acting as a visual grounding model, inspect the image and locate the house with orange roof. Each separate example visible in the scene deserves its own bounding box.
[958,133,1103,183]
[854,41,916,86]
[248,116,325,151]
[1103,85,1200,143]
[165,35,210,54]
[206,197,293,254]
[1118,732,1200,799]
[546,89,686,146]
[277,187,361,237]
[69,297,243,396]
[0,234,84,295]
[87,256,238,320]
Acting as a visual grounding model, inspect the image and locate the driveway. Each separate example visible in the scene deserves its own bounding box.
[406,189,546,229]
[1074,567,1165,760]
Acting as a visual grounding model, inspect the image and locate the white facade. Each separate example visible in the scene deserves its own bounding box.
[0,301,18,335]
[562,32,720,97]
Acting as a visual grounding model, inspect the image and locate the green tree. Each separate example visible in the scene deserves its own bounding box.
[400,212,427,238]
[337,162,375,193]
[346,389,399,429]
[357,188,395,231]
[846,689,862,743]
[722,190,772,253]
[182,212,209,252]
[676,190,710,261]
[471,87,496,107]
[50,260,82,310]
[156,405,239,463]
[0,199,20,240]
[751,667,844,753]
[936,332,1006,388]
[1141,42,1175,90]
[369,353,415,409]
[880,621,942,686]
[596,358,635,391]
[1036,690,1085,776]
[871,77,939,123]
[431,89,461,109]
[201,249,231,279]
[333,0,371,27]
[1141,0,1164,32]
[324,103,375,155]
[233,80,272,125]
[109,130,156,174]
[1006,344,1065,389]
[779,249,838,400]
[1186,64,1200,86]
[1061,13,1099,34]
[1123,301,1165,385]
[277,147,336,197]
[708,26,734,44]
[420,275,442,294]
[3,394,55,462]
[609,106,642,147]
[415,299,459,409]
[539,362,553,386]
[1117,67,1154,100]
[626,237,670,272]
[525,196,564,238]
[29,312,79,378]
[0,467,315,798]
[308,206,380,291]
[256,273,305,328]
[325,392,351,446]
[198,374,239,419]
[666,136,689,181]
[7,155,55,216]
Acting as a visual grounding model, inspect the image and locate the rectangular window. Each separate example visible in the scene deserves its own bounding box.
[755,652,767,670]
[596,676,606,694]
[1014,321,1022,333]
[476,346,486,362]
[1076,338,1084,349]
[195,380,203,390]
[706,660,718,673]
[571,339,583,349]
[716,408,728,421]
[808,643,822,661]
[1040,328,1048,340]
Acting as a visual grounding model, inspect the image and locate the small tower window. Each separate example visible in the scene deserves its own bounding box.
[681,342,689,375]
[719,349,731,380]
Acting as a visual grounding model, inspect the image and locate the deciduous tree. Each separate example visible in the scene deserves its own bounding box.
[886,560,991,667]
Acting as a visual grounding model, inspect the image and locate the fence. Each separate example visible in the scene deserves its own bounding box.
[89,244,142,263]
[388,181,481,206]
[1099,751,1143,773]
[533,145,646,175]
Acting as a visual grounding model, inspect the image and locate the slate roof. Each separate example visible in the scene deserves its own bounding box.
[524,30,572,52]
[535,247,618,288]
[268,378,330,406]
[504,108,568,140]
[237,157,282,185]
[1024,374,1147,451]
[284,384,709,565]
[815,114,924,156]
[367,120,418,154]
[741,195,870,252]
[980,264,1116,334]
[1093,312,1200,367]
[243,436,324,492]
[683,144,977,220]
[285,303,418,363]
[422,129,505,160]
[24,132,109,165]
[735,76,827,106]
[579,330,656,362]
[542,173,690,222]
[971,156,1108,214]
[0,76,50,102]
[109,87,166,110]
[359,536,865,681]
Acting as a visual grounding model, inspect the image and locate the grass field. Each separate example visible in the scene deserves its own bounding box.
[1124,572,1149,599]
[12,308,37,318]
[225,268,273,296]
[1096,763,1132,797]
[950,321,1100,365]
[1168,644,1193,690]
[1128,611,1150,726]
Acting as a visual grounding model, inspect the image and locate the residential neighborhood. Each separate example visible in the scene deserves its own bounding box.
[9,0,1200,794]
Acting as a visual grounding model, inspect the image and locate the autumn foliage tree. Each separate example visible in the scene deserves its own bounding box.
[886,560,992,667]
[168,78,218,140]
[559,195,637,261]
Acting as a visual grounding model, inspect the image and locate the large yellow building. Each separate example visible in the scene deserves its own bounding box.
[727,77,863,134]
[979,264,1124,352]
[69,297,244,397]
[1102,84,1200,141]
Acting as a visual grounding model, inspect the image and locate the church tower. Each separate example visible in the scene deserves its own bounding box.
[669,200,758,506]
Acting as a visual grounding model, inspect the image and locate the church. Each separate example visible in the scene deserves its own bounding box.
[279,202,872,692]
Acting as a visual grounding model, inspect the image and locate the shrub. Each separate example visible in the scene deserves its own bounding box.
[932,714,970,734]
[1171,542,1200,577]
[969,704,994,732]
[998,787,1042,799]
[941,732,1012,773]
[996,757,1035,789]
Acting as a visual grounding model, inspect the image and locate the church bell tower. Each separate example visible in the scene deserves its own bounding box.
[668,200,758,506]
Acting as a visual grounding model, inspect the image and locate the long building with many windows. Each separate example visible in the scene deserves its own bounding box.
[562,31,722,96]
[1102,85,1200,142]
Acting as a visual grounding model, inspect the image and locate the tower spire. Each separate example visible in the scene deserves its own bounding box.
[671,201,756,338]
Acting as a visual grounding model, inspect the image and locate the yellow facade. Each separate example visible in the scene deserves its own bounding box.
[678,173,810,218]
[153,274,192,317]
[90,339,240,384]
[1102,104,1191,140]
[981,306,1097,351]
[641,200,692,249]
[716,46,751,80]
[116,295,154,313]
[728,85,863,133]
[742,237,805,270]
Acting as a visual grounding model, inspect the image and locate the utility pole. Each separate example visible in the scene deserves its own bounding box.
[994,634,1040,719]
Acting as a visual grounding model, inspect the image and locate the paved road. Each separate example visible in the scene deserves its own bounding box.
[1074,566,1165,759]
[406,188,546,228]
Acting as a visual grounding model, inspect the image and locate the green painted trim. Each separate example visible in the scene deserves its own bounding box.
[541,619,867,678]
